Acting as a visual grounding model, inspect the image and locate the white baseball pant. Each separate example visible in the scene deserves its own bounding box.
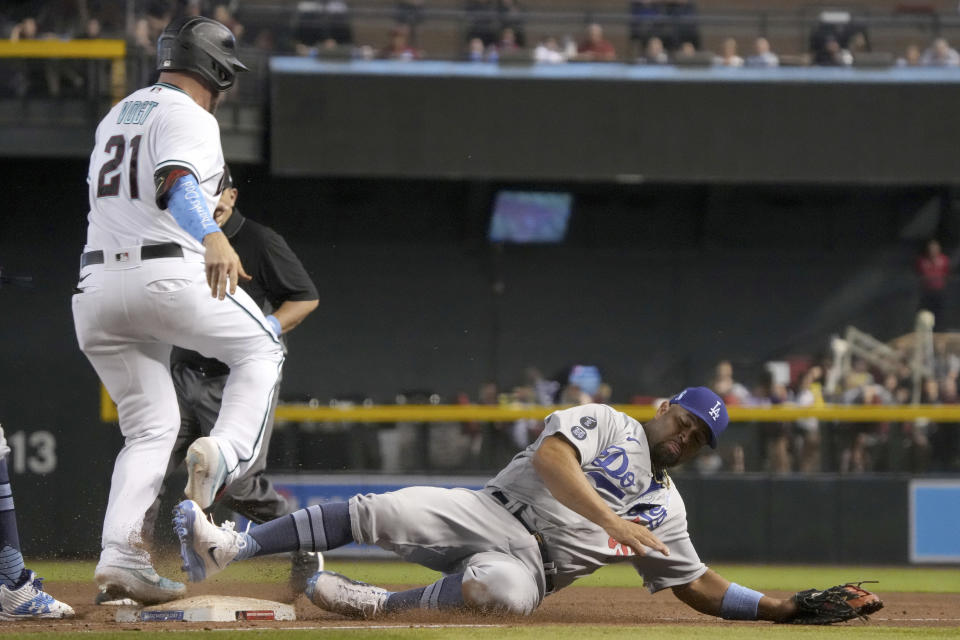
[72,248,284,569]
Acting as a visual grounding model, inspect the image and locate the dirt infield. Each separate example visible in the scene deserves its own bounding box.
[2,581,956,632]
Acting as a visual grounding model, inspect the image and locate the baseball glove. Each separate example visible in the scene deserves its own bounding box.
[781,581,884,625]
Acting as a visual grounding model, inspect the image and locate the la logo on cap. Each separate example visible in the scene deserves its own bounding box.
[708,400,722,421]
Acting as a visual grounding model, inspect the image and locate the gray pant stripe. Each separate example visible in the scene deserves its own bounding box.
[307,505,327,551]
[420,582,437,609]
[0,496,13,511]
[292,509,314,551]
[422,578,449,610]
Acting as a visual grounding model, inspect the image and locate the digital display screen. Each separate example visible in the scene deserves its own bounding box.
[488,191,573,244]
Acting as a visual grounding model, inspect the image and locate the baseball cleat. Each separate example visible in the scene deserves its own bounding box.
[93,565,185,606]
[289,550,324,594]
[173,499,247,582]
[0,570,75,619]
[184,436,228,510]
[93,586,137,606]
[306,570,388,619]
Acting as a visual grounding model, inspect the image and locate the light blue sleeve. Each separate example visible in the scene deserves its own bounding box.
[165,174,220,242]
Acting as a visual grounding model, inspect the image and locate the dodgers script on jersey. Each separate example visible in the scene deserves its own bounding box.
[487,403,708,593]
[84,82,224,253]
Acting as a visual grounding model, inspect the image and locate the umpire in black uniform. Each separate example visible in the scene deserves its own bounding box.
[144,165,320,592]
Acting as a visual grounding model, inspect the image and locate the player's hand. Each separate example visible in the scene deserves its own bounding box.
[604,518,670,557]
[202,231,251,300]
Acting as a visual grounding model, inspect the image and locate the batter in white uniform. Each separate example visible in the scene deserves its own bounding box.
[72,17,283,605]
[174,388,803,623]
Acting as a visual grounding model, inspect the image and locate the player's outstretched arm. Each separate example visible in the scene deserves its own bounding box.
[672,569,796,621]
[532,435,669,557]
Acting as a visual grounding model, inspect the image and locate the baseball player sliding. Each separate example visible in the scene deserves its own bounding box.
[72,17,283,604]
[174,388,882,624]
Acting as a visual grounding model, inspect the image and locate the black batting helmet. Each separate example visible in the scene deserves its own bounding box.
[157,17,248,91]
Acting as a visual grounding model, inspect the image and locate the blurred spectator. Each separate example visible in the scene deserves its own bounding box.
[577,23,616,61]
[714,37,743,67]
[745,37,778,68]
[629,0,661,56]
[752,368,791,473]
[212,4,244,41]
[567,365,604,401]
[929,376,960,471]
[486,26,520,61]
[78,17,102,39]
[921,38,960,67]
[847,31,869,54]
[639,36,668,64]
[533,36,565,64]
[466,36,487,62]
[377,24,422,60]
[459,381,498,469]
[294,1,353,51]
[711,360,751,405]
[842,357,874,393]
[132,1,173,58]
[813,36,852,66]
[630,0,701,55]
[897,44,922,67]
[395,0,424,43]
[793,365,823,472]
[933,338,960,383]
[465,0,498,46]
[677,41,696,57]
[498,0,526,47]
[809,12,867,64]
[916,238,950,322]
[668,0,701,51]
[175,0,203,19]
[7,16,58,98]
[9,16,39,42]
[509,384,541,449]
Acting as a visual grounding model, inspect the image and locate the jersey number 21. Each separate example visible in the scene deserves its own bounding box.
[97,134,142,199]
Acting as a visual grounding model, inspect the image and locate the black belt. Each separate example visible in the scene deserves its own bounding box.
[81,243,183,268]
[491,490,557,594]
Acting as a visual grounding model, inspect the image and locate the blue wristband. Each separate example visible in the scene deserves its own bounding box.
[720,582,764,620]
[266,314,282,336]
[166,174,220,242]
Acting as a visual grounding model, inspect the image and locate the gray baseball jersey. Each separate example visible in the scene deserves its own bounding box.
[487,403,707,593]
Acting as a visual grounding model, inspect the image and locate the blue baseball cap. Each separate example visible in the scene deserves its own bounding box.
[669,386,728,449]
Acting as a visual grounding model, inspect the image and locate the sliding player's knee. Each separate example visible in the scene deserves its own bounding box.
[462,558,538,615]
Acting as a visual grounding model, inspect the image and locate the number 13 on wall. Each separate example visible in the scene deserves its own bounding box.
[7,430,56,475]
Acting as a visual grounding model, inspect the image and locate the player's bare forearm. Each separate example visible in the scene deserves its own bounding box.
[271,299,318,333]
[673,569,796,621]
[532,435,668,556]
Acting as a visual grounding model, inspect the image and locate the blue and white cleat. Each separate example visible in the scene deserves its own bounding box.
[173,499,246,583]
[184,436,228,510]
[0,571,75,619]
